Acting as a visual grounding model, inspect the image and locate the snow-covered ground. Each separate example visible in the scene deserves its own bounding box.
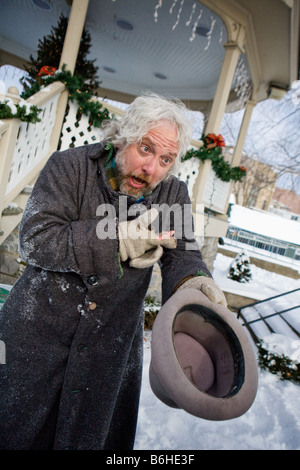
[135,335,300,450]
[135,253,300,450]
[214,251,300,301]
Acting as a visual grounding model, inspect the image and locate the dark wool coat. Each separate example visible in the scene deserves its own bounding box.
[0,142,211,450]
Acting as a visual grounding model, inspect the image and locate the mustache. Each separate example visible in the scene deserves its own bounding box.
[128,174,151,185]
[115,170,153,194]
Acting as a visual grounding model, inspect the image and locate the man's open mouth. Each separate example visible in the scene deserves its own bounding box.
[128,176,149,189]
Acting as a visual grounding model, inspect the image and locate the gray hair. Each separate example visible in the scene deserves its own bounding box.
[101,92,193,166]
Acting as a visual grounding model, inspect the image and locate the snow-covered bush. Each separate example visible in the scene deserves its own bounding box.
[144,296,161,330]
[228,250,252,283]
[258,334,300,384]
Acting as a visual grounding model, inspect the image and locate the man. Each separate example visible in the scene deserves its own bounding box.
[0,92,226,450]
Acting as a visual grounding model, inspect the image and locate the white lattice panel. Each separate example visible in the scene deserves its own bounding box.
[175,157,200,197]
[202,165,230,213]
[60,101,103,150]
[6,94,60,195]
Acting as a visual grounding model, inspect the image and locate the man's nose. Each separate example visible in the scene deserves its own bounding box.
[142,156,157,175]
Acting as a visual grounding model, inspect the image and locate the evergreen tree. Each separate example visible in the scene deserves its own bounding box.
[21,14,100,94]
[228,250,252,283]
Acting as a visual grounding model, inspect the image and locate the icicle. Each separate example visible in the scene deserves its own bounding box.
[219,26,224,43]
[189,10,202,42]
[172,0,184,31]
[186,2,196,26]
[169,0,178,14]
[204,17,216,51]
[154,0,163,23]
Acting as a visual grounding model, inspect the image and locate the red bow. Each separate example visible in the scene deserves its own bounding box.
[38,66,57,77]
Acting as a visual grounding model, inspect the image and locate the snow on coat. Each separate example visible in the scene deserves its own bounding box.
[0,141,211,450]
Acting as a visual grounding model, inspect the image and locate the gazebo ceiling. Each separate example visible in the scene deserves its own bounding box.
[0,0,298,110]
[84,0,231,105]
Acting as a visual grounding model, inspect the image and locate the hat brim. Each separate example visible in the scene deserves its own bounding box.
[149,288,258,421]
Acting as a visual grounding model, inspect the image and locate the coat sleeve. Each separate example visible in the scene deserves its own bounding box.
[159,181,212,304]
[19,150,121,285]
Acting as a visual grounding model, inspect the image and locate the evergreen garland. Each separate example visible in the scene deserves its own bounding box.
[182,133,247,183]
[0,99,41,123]
[20,65,111,128]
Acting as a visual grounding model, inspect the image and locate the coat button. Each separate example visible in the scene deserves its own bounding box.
[87,274,99,286]
[88,301,97,310]
[77,344,88,353]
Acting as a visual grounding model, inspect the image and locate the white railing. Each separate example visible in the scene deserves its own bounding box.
[6,92,61,197]
[0,121,9,139]
[202,165,231,213]
[0,81,67,243]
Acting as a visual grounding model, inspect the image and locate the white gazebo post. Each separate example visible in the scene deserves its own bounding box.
[50,0,90,149]
[192,40,244,206]
[191,27,246,270]
[230,98,256,168]
[59,0,90,74]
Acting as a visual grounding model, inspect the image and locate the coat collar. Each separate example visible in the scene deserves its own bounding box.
[87,141,107,160]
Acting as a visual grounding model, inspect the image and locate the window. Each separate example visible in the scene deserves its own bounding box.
[226,225,299,260]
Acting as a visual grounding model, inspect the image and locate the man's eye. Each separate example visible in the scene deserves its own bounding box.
[161,157,172,166]
[140,145,150,154]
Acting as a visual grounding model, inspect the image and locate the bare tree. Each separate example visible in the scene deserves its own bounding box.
[221,84,300,195]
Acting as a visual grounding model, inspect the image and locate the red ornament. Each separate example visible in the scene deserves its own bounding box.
[38,65,57,77]
[205,133,226,149]
[216,134,225,147]
[205,133,217,149]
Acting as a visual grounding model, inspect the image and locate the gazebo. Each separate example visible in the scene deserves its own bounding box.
[0,0,299,274]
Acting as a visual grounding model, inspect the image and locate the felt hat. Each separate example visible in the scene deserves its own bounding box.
[149,288,258,421]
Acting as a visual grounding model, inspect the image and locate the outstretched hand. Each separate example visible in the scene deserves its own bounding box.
[118,208,177,268]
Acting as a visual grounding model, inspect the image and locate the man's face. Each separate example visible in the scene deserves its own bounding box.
[115,120,179,198]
